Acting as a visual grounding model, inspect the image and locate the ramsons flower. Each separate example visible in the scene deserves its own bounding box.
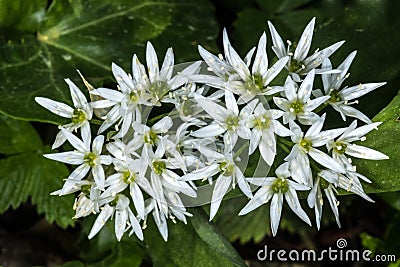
[268,17,344,82]
[35,79,93,148]
[273,70,330,125]
[314,52,387,124]
[286,115,346,186]
[239,162,311,236]
[88,194,143,241]
[246,103,292,165]
[44,128,112,192]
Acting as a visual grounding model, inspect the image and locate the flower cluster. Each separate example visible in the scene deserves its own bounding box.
[36,18,388,240]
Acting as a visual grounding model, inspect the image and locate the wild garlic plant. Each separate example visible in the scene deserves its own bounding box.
[36,18,388,241]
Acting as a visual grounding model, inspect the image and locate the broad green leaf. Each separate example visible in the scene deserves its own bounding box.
[0,114,42,155]
[0,0,46,34]
[354,89,400,194]
[144,208,246,267]
[0,151,75,228]
[313,0,400,118]
[0,0,217,123]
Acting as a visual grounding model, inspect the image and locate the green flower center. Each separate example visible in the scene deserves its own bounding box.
[299,139,312,152]
[123,171,136,184]
[153,160,166,175]
[219,161,235,177]
[271,178,288,194]
[109,195,119,207]
[329,89,342,103]
[319,177,330,190]
[225,115,239,131]
[255,115,270,129]
[289,100,304,114]
[81,184,91,196]
[144,130,158,145]
[289,59,305,73]
[71,109,86,124]
[84,152,97,167]
[129,90,141,103]
[333,141,347,154]
[181,99,196,117]
[149,81,170,101]
[244,73,264,93]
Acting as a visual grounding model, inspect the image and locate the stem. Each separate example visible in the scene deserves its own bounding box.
[313,101,329,114]
[90,119,102,125]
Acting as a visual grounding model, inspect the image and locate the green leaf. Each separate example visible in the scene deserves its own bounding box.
[214,196,270,244]
[354,89,400,194]
[0,0,217,123]
[0,0,46,34]
[144,208,246,267]
[313,0,400,118]
[0,114,42,155]
[0,152,75,228]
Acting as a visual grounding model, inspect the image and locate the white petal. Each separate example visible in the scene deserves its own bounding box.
[35,97,73,118]
[345,144,388,160]
[130,183,145,219]
[252,32,268,75]
[305,113,326,137]
[88,205,114,239]
[209,175,232,220]
[225,91,239,115]
[146,42,160,83]
[92,135,104,155]
[285,188,311,226]
[44,151,83,165]
[263,56,289,86]
[191,123,225,138]
[196,97,228,122]
[227,45,251,81]
[65,78,88,109]
[270,193,283,236]
[160,47,174,81]
[342,82,386,100]
[92,88,123,102]
[152,116,173,133]
[297,69,315,101]
[61,128,88,151]
[294,18,315,61]
[308,148,346,173]
[267,21,286,58]
[92,165,106,190]
[115,209,128,241]
[235,167,252,198]
[238,187,272,215]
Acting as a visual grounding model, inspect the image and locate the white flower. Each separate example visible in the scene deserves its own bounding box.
[328,120,389,161]
[318,169,373,202]
[88,194,143,241]
[239,162,311,236]
[192,91,255,151]
[35,79,93,148]
[286,115,346,186]
[246,103,292,165]
[101,157,154,220]
[90,63,151,138]
[140,138,196,240]
[197,28,254,83]
[268,17,344,82]
[131,116,173,150]
[44,128,112,191]
[307,176,341,229]
[133,42,201,105]
[195,31,289,103]
[273,70,330,125]
[181,144,252,220]
[315,52,387,123]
